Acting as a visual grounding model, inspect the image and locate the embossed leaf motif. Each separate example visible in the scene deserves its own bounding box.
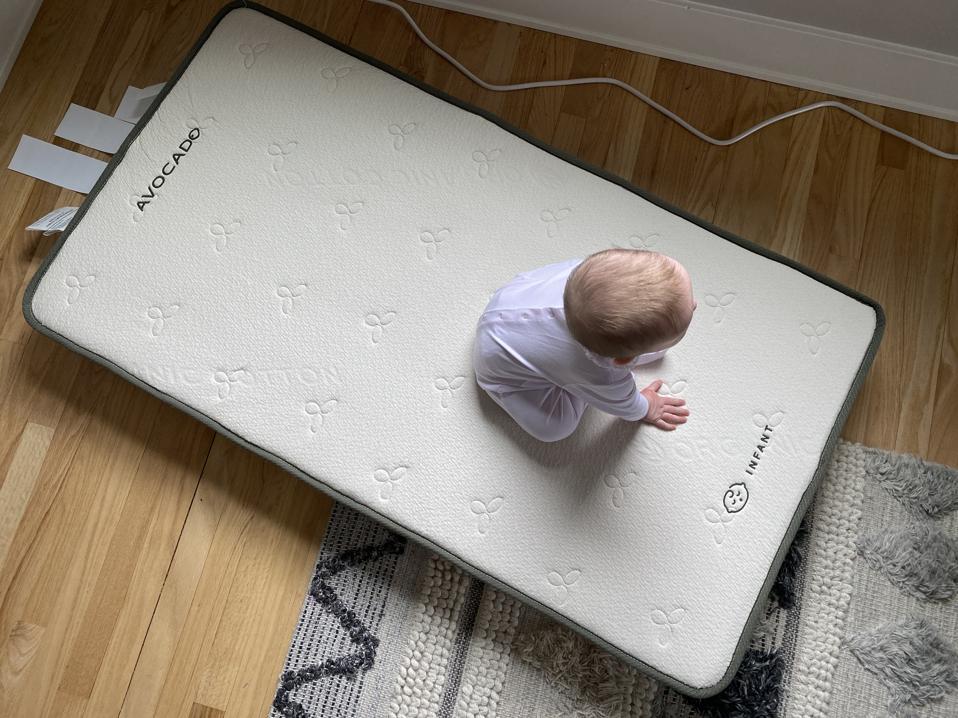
[753,410,785,429]
[238,42,269,69]
[434,375,466,408]
[704,292,736,323]
[660,379,688,396]
[185,115,216,131]
[603,471,637,508]
[364,311,397,344]
[213,368,246,401]
[626,232,662,250]
[801,321,831,354]
[276,284,307,315]
[305,398,338,433]
[547,568,581,605]
[388,122,417,150]
[374,466,407,500]
[320,66,351,90]
[470,496,503,535]
[209,219,241,252]
[146,303,180,336]
[64,274,95,305]
[419,229,451,260]
[334,201,364,230]
[704,506,735,545]
[540,207,572,237]
[651,607,687,646]
[267,141,297,171]
[472,149,501,178]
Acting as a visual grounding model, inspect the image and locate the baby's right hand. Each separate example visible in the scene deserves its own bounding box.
[640,380,689,431]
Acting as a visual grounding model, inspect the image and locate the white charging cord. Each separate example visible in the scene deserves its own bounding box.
[368,0,958,161]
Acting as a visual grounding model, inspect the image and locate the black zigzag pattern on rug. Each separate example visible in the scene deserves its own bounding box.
[272,534,407,718]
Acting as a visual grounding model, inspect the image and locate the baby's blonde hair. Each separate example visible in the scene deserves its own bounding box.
[563,248,689,358]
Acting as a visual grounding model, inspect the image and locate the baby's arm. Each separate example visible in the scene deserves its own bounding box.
[566,375,649,422]
[566,376,688,430]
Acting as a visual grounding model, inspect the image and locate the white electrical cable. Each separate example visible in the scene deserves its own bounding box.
[368,0,958,161]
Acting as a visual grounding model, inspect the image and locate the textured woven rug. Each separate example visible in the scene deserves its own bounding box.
[268,440,958,717]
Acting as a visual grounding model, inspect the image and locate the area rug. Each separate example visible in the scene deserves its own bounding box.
[269,440,958,717]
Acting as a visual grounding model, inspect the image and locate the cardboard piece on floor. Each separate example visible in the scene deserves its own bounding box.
[8,135,106,194]
[55,103,134,153]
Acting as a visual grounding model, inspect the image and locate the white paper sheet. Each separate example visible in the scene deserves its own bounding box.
[8,135,106,193]
[55,103,133,153]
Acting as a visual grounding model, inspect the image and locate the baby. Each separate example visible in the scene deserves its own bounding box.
[473,248,696,442]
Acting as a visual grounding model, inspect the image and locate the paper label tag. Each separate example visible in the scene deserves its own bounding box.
[26,206,79,235]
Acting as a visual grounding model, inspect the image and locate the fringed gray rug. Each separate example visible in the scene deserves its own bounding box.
[269,441,958,717]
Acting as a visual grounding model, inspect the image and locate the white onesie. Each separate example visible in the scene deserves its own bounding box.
[473,258,667,442]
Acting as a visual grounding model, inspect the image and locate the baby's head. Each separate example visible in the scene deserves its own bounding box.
[563,249,696,362]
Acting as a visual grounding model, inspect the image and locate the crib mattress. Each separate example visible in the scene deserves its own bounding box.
[23,1,883,697]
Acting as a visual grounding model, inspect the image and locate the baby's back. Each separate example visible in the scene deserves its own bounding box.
[474,258,619,394]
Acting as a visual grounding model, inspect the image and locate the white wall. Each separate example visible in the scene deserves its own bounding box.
[416,0,958,121]
[0,0,43,96]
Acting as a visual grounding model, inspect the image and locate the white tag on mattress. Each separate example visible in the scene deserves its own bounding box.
[26,206,79,235]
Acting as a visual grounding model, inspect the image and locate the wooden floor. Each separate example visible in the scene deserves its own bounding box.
[0,0,956,715]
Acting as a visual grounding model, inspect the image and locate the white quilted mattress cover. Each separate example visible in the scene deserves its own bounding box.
[23,2,883,696]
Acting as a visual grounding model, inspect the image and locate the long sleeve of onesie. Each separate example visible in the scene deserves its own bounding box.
[565,374,650,421]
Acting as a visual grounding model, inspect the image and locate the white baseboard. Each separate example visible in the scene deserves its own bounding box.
[412,0,958,122]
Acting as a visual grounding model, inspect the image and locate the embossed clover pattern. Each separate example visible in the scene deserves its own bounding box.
[472,149,501,178]
[364,311,396,345]
[704,292,736,323]
[753,410,785,429]
[374,465,407,501]
[800,321,831,355]
[623,232,662,251]
[419,229,450,261]
[660,379,688,397]
[704,506,735,545]
[470,496,503,535]
[540,208,572,238]
[434,375,465,408]
[276,284,307,316]
[213,368,247,401]
[651,607,687,647]
[238,42,269,69]
[320,66,351,90]
[146,303,180,336]
[65,274,95,305]
[388,122,417,150]
[184,115,216,132]
[267,141,297,172]
[209,219,241,252]
[547,568,581,606]
[334,201,364,230]
[603,471,638,509]
[305,398,338,433]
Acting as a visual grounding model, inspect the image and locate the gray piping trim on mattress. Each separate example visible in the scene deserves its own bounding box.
[21,0,885,698]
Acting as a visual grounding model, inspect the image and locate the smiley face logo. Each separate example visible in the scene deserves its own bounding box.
[723,482,749,513]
